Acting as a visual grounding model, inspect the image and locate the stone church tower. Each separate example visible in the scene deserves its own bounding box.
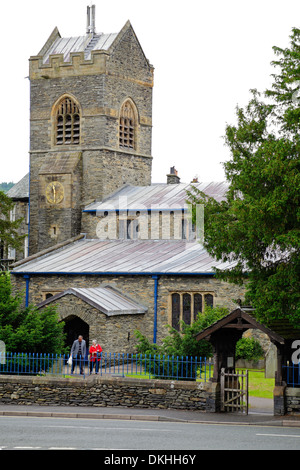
[28,5,154,255]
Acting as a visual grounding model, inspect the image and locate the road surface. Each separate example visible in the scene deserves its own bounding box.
[0,415,300,451]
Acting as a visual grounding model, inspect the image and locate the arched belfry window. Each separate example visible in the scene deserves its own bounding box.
[119,100,137,150]
[55,97,80,145]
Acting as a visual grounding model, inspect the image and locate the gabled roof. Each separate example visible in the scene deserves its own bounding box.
[37,285,147,316]
[40,32,118,63]
[11,239,237,275]
[196,308,285,344]
[7,174,29,200]
[84,182,228,213]
[36,20,150,66]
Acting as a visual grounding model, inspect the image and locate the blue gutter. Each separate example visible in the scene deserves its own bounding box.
[24,275,30,307]
[12,271,215,276]
[152,275,159,344]
[82,208,188,213]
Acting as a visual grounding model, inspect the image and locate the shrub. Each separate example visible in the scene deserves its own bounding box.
[135,305,229,379]
[235,337,264,362]
[0,272,66,354]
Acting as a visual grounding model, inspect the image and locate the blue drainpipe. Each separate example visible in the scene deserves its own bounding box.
[152,275,159,344]
[24,275,30,307]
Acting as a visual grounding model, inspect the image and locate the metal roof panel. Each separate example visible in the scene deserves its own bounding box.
[12,239,235,274]
[84,182,229,212]
[37,285,147,316]
[42,32,118,63]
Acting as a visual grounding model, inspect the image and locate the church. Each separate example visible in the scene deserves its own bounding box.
[9,6,245,352]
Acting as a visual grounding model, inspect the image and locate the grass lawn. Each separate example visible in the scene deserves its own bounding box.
[238,369,274,399]
[126,369,275,399]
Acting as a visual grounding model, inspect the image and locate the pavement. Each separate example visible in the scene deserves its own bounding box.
[0,397,300,428]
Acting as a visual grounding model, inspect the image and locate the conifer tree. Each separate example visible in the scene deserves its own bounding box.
[187,28,300,328]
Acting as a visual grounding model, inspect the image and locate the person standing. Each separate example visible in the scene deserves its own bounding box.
[70,335,86,375]
[89,339,103,374]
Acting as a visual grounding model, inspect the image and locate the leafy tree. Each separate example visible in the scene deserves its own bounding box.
[0,191,25,254]
[0,182,14,193]
[187,28,300,329]
[135,305,228,380]
[135,304,229,359]
[0,272,66,354]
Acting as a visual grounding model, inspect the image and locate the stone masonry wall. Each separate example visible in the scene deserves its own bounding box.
[28,23,153,255]
[12,274,245,352]
[0,375,208,412]
[285,387,300,414]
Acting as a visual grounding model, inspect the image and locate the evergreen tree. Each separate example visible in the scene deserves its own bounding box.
[187,28,300,328]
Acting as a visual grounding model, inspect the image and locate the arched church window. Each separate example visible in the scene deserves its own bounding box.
[119,100,136,150]
[194,294,202,321]
[55,97,80,145]
[170,292,214,330]
[204,293,214,308]
[183,293,191,325]
[171,293,180,331]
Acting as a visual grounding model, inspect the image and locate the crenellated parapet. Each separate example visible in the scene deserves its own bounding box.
[29,49,109,80]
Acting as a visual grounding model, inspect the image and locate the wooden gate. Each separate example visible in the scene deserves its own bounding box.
[220,368,249,414]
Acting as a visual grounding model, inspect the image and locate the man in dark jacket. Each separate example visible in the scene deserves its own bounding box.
[70,335,87,374]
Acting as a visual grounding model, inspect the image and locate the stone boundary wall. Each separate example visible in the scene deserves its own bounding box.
[274,385,300,416]
[286,387,300,414]
[0,375,216,412]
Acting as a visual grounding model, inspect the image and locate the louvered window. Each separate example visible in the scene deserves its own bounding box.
[56,97,80,145]
[119,101,136,150]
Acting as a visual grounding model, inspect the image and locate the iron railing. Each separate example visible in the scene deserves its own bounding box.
[283,362,300,387]
[0,352,213,381]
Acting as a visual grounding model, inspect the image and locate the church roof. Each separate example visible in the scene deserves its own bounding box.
[37,285,147,316]
[84,182,228,213]
[34,14,150,66]
[6,173,29,200]
[41,32,118,63]
[11,238,236,275]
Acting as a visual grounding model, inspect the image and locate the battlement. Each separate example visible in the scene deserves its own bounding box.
[29,19,153,86]
[29,49,109,80]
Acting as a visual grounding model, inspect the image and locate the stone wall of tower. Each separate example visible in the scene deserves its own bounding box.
[28,22,154,255]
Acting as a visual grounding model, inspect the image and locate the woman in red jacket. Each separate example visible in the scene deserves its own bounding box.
[89,340,103,374]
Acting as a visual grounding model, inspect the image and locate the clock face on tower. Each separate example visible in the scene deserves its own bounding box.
[46,181,64,204]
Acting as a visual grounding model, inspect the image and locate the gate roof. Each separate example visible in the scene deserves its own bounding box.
[196,308,285,345]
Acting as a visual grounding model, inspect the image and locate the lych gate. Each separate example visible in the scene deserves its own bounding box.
[196,308,286,414]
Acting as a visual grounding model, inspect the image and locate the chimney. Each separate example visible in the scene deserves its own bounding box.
[167,166,180,184]
[86,4,96,34]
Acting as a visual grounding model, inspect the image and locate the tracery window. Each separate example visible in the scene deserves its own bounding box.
[119,100,136,150]
[55,97,80,145]
[171,292,214,331]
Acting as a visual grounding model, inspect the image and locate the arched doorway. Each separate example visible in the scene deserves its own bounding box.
[63,315,89,353]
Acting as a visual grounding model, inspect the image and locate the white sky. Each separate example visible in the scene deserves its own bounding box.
[0,0,298,184]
